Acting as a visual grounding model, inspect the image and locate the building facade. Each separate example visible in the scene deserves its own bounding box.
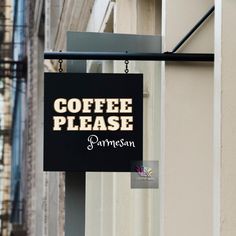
[0,0,14,235]
[3,0,236,236]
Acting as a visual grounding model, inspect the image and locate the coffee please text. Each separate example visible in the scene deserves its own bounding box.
[53,98,134,131]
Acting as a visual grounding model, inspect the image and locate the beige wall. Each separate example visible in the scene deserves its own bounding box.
[162,1,214,236]
[214,1,236,236]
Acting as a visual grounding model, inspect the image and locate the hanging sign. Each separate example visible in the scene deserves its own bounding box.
[44,73,143,171]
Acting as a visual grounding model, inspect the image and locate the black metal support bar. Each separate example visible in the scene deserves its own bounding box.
[172,6,215,53]
[44,52,214,62]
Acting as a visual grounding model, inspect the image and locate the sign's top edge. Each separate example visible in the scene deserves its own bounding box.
[44,72,143,75]
[44,72,143,77]
[67,31,161,38]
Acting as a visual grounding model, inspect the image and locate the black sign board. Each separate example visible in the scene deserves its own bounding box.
[44,73,143,171]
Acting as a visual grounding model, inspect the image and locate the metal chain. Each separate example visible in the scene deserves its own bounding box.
[58,59,63,72]
[124,60,129,74]
[124,51,129,74]
[58,50,63,73]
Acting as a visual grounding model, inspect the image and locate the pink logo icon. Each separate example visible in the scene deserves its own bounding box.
[135,165,153,177]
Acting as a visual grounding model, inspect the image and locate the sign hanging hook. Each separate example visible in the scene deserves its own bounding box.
[124,51,129,74]
[58,50,63,73]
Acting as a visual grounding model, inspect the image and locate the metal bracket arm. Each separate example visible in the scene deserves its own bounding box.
[44,52,214,62]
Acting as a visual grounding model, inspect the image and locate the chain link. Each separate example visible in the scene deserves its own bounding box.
[124,60,129,74]
[124,51,129,74]
[58,50,63,73]
[58,59,63,73]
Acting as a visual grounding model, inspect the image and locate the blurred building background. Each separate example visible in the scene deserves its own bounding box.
[0,0,26,234]
[0,0,236,236]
